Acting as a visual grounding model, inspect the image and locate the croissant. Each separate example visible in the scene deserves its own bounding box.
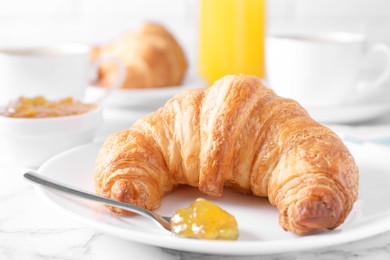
[94,74,359,234]
[91,22,188,89]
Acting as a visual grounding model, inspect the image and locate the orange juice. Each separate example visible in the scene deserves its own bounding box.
[198,0,266,85]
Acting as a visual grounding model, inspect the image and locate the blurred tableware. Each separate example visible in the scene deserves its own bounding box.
[85,74,206,110]
[266,32,390,107]
[198,0,266,85]
[0,105,102,168]
[0,44,124,105]
[343,136,390,146]
[326,111,390,145]
[306,102,390,124]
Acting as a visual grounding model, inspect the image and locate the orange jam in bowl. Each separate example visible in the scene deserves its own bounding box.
[0,96,97,118]
[170,198,239,240]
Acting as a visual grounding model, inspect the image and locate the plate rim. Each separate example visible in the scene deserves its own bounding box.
[35,141,390,255]
[85,74,207,108]
[305,102,390,123]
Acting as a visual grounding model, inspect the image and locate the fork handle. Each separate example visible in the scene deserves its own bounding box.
[23,171,171,232]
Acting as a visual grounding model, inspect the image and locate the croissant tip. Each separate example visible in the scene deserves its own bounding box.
[292,197,342,232]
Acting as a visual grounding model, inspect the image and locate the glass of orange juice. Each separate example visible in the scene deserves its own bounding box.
[198,0,266,85]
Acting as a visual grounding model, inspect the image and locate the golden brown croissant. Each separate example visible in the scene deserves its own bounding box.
[94,74,359,234]
[91,22,188,89]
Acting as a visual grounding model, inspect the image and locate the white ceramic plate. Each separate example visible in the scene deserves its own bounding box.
[35,141,390,255]
[305,102,390,124]
[85,75,206,109]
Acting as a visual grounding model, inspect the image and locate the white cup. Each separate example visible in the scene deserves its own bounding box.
[266,32,390,107]
[0,44,124,105]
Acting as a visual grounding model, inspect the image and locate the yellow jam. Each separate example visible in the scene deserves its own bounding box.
[170,198,239,240]
[1,96,96,118]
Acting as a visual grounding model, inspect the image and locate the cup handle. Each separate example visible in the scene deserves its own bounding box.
[90,55,125,104]
[354,43,390,100]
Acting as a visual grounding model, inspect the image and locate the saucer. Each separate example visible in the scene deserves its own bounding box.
[305,102,390,124]
[85,75,206,110]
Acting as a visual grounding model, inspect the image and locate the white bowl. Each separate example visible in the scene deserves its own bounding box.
[0,105,102,168]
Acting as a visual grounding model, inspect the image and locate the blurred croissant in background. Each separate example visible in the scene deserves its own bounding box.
[91,22,188,89]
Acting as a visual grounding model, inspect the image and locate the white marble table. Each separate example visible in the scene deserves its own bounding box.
[1,107,390,260]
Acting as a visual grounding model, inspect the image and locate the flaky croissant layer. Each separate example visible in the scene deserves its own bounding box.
[94,74,359,234]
